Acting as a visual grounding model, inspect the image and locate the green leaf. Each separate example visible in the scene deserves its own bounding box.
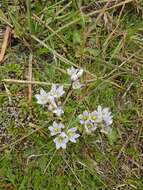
[26,0,34,33]
[8,12,24,37]
[84,48,100,56]
[107,129,118,145]
[73,30,81,44]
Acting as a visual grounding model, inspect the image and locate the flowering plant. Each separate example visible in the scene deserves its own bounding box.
[35,67,113,149]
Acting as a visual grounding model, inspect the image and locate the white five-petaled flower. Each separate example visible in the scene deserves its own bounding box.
[67,127,80,143]
[35,88,53,105]
[79,110,90,125]
[49,84,65,98]
[94,105,113,126]
[53,107,64,117]
[48,121,65,136]
[53,132,69,149]
[67,66,83,81]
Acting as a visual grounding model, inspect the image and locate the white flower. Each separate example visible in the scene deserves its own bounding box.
[48,121,65,136]
[84,121,97,134]
[53,132,69,149]
[67,127,80,143]
[67,66,83,81]
[35,88,53,105]
[50,84,65,98]
[53,107,64,117]
[95,106,113,126]
[72,80,82,89]
[79,110,90,125]
[79,106,113,135]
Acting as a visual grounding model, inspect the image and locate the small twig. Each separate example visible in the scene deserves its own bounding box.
[4,84,12,104]
[43,150,57,174]
[0,26,11,62]
[62,84,73,107]
[3,79,71,86]
[26,152,54,165]
[28,54,33,103]
[122,82,134,99]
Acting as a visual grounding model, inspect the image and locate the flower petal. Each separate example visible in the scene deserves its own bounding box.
[40,88,47,96]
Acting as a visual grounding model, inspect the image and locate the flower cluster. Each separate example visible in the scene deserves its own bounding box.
[35,67,114,150]
[67,66,83,89]
[35,84,65,117]
[48,122,80,149]
[79,106,113,134]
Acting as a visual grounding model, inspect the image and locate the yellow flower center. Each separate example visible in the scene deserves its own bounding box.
[91,116,96,121]
[83,116,88,121]
[58,136,63,142]
[54,128,59,133]
[68,131,74,138]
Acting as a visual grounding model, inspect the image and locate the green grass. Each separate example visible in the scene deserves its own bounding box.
[0,0,143,189]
